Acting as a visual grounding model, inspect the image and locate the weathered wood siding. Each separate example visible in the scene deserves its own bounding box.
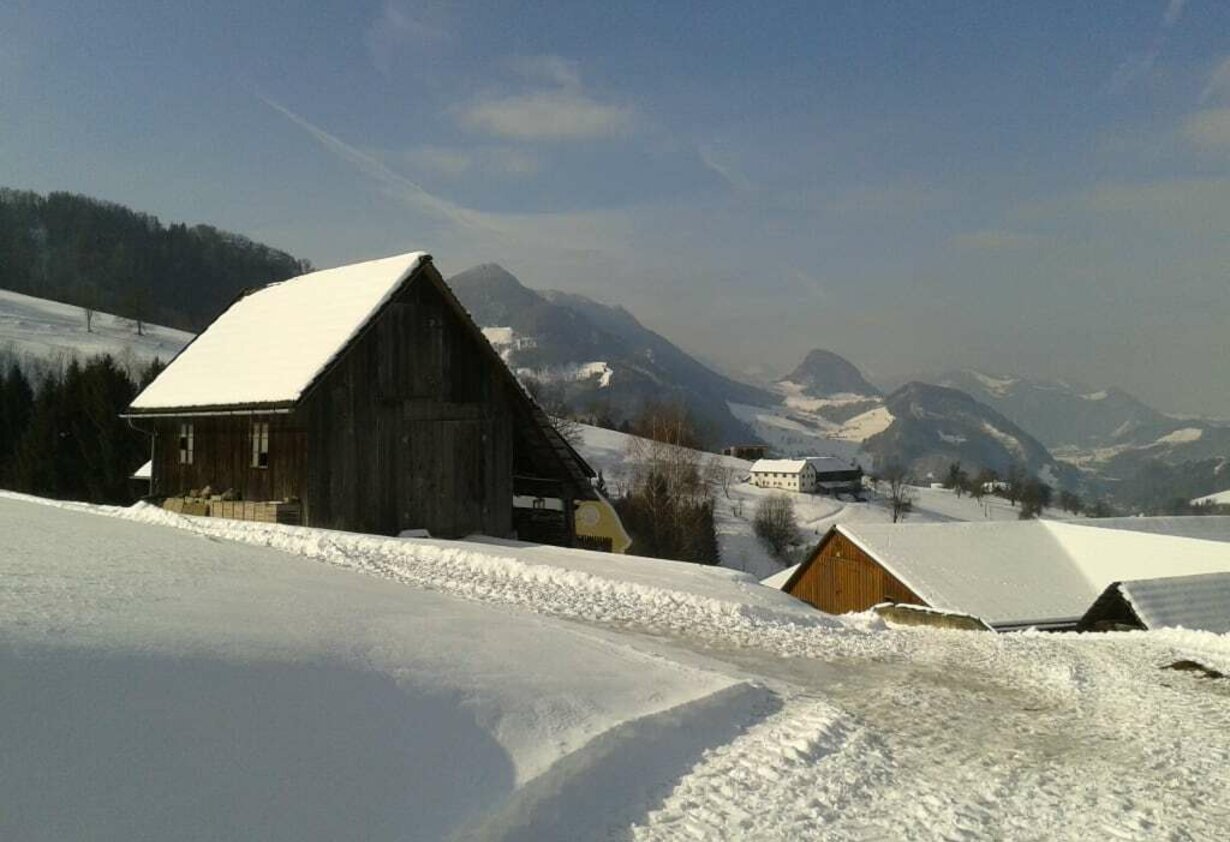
[789,530,925,614]
[300,264,515,538]
[149,414,307,502]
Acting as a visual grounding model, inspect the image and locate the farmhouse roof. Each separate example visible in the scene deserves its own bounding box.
[128,252,428,412]
[750,459,812,474]
[1082,572,1230,633]
[783,519,1230,629]
[805,456,858,474]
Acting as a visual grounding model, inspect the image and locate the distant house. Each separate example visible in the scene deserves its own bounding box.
[723,444,768,461]
[123,252,603,545]
[805,456,863,496]
[1079,572,1230,634]
[749,456,862,495]
[777,520,1230,631]
[749,459,816,492]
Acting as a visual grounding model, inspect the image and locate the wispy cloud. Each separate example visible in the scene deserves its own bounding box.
[365,1,449,74]
[951,230,1041,253]
[256,91,635,263]
[401,144,541,179]
[698,143,752,192]
[1181,107,1230,152]
[1163,0,1187,27]
[1199,55,1230,104]
[257,93,489,230]
[1109,0,1188,93]
[461,91,635,141]
[458,56,636,141]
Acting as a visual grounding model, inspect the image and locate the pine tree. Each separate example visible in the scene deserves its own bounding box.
[0,363,35,486]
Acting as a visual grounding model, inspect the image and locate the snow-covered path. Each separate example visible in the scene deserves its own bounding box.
[5,491,1230,840]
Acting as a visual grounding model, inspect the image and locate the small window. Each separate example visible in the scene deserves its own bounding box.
[251,421,270,468]
[178,423,194,465]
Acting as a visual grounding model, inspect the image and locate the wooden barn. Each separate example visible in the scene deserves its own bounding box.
[777,520,1230,631]
[123,251,601,545]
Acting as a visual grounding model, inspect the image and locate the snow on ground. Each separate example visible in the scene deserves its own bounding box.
[515,360,614,388]
[1193,489,1230,506]
[0,288,191,374]
[5,490,1230,840]
[0,494,760,841]
[1156,426,1204,445]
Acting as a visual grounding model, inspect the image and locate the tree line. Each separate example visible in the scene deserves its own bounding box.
[0,188,310,332]
[0,355,162,504]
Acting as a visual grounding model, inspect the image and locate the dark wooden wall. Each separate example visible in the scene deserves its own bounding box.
[149,414,307,502]
[300,264,516,538]
[788,531,924,614]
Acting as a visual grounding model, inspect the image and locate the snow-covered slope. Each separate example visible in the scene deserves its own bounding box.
[575,423,1080,581]
[1194,489,1230,506]
[6,490,1230,840]
[0,288,191,376]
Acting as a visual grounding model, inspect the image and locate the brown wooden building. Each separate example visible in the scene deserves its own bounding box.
[123,251,596,543]
[781,526,924,616]
[777,520,1230,632]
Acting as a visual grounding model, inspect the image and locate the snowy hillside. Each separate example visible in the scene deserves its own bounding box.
[576,424,1079,580]
[0,288,191,375]
[1194,489,1230,506]
[5,490,1230,840]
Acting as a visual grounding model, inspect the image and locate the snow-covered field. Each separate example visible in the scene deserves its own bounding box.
[0,288,191,375]
[575,424,1078,580]
[4,490,1229,840]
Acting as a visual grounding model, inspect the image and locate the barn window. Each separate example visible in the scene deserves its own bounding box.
[251,421,270,468]
[178,423,194,465]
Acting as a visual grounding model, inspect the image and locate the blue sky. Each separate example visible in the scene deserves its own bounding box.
[4,0,1230,414]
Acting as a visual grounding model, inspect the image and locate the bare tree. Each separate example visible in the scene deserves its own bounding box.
[80,282,99,334]
[522,375,583,448]
[754,493,799,560]
[703,456,738,500]
[878,463,916,523]
[619,404,719,564]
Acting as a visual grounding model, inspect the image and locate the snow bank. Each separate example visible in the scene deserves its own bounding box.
[0,495,750,841]
[0,491,830,636]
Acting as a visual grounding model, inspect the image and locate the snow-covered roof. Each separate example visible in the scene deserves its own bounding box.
[805,520,1230,628]
[750,459,811,474]
[1071,516,1230,543]
[805,456,858,474]
[130,460,152,480]
[760,564,800,589]
[1091,572,1230,633]
[129,252,428,411]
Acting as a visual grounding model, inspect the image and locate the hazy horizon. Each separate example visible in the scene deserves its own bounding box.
[4,1,1229,414]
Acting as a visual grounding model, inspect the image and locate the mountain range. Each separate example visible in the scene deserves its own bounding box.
[447,264,774,445]
[2,188,1224,508]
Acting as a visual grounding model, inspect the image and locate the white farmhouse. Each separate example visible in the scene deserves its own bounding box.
[749,459,817,492]
[749,456,864,495]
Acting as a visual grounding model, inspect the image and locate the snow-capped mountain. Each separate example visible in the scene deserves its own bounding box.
[778,349,881,401]
[862,382,1070,483]
[448,264,775,444]
[933,370,1174,449]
